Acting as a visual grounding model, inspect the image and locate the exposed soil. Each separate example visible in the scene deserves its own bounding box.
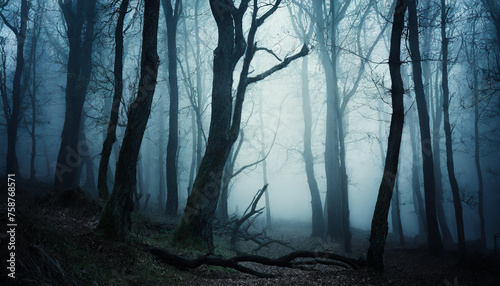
[1,186,499,285]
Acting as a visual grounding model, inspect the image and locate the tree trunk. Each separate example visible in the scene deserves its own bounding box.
[409,107,427,239]
[2,0,28,176]
[313,0,342,241]
[259,92,272,230]
[367,0,407,272]
[432,65,454,246]
[392,174,405,245]
[408,0,443,254]
[158,115,166,211]
[187,110,197,196]
[441,0,466,254]
[98,0,130,200]
[300,56,325,237]
[96,0,160,241]
[55,0,97,190]
[162,0,181,216]
[171,0,307,251]
[472,27,486,250]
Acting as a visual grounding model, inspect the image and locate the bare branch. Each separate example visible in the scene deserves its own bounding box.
[247,44,309,85]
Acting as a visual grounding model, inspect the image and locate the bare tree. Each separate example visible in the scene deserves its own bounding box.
[96,0,160,241]
[0,0,28,176]
[170,0,308,251]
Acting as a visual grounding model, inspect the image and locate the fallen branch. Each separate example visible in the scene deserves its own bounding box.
[149,247,362,278]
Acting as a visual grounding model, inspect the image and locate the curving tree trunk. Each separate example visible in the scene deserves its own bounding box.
[367,0,407,272]
[96,0,160,241]
[98,0,130,200]
[300,56,325,237]
[441,0,466,254]
[171,0,308,251]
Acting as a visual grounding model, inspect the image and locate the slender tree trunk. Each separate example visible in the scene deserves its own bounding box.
[409,107,427,239]
[187,110,196,196]
[432,65,454,246]
[162,0,181,216]
[392,174,405,245]
[55,0,97,190]
[158,115,166,210]
[367,0,407,271]
[441,0,466,254]
[195,0,204,171]
[29,15,39,182]
[259,93,272,230]
[96,0,160,241]
[3,0,28,176]
[313,0,342,241]
[300,56,325,237]
[471,27,487,250]
[98,0,130,200]
[408,0,443,254]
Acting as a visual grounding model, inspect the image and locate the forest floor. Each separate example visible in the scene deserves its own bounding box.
[1,185,500,285]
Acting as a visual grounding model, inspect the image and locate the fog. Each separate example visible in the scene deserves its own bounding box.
[1,1,500,280]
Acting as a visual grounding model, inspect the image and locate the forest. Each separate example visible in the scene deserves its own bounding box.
[0,0,500,285]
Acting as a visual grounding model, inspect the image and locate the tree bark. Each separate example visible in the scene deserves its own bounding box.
[55,0,97,190]
[441,0,466,254]
[300,56,325,237]
[98,0,130,200]
[96,0,160,241]
[162,0,181,216]
[367,0,406,272]
[408,0,443,254]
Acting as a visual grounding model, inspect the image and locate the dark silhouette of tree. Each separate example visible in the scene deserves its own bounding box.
[170,0,308,251]
[96,0,160,241]
[440,0,466,254]
[162,0,182,216]
[54,0,97,190]
[367,0,407,272]
[98,0,130,200]
[408,0,443,254]
[0,0,28,176]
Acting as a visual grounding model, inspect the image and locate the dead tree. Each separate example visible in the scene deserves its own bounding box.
[149,247,361,278]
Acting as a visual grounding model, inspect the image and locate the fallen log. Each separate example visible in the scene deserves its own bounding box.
[148,247,363,278]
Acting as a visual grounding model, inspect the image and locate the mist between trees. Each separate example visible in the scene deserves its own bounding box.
[1,0,500,277]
